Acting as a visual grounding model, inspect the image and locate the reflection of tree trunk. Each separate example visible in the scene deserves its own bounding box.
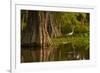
[40,46,58,61]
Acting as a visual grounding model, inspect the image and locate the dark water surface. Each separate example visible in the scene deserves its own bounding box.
[21,43,89,63]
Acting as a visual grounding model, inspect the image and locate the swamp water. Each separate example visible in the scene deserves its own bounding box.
[21,43,89,63]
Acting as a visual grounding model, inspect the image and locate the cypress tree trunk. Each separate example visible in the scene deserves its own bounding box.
[49,13,62,38]
[38,11,51,47]
[21,11,40,46]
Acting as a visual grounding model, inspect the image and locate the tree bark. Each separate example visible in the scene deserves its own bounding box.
[21,11,40,45]
[49,13,62,38]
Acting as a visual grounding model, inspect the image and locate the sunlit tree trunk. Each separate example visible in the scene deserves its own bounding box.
[38,12,52,61]
[49,13,62,38]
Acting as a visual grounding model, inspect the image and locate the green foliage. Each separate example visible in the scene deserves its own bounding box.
[52,35,89,51]
[61,23,72,33]
[52,12,89,34]
[61,12,89,34]
[75,24,89,33]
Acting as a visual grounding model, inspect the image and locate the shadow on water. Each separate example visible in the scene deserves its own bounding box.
[21,43,89,63]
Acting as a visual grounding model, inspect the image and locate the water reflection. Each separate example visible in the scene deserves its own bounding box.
[21,43,89,63]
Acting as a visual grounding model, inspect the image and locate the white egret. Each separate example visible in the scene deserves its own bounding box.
[66,25,75,36]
